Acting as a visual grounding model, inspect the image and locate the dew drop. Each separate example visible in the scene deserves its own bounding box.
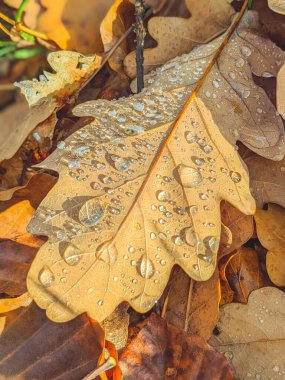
[38,266,55,287]
[199,193,209,200]
[137,255,155,279]
[96,242,118,264]
[114,157,130,171]
[150,232,157,240]
[235,58,245,67]
[179,165,203,188]
[97,300,104,306]
[212,80,220,88]
[240,46,252,57]
[173,236,184,246]
[185,131,197,144]
[62,243,81,266]
[183,226,197,247]
[79,200,104,227]
[158,232,167,240]
[230,171,241,183]
[157,190,171,202]
[160,259,166,266]
[192,156,205,166]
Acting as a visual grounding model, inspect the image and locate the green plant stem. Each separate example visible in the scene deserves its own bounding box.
[15,0,30,23]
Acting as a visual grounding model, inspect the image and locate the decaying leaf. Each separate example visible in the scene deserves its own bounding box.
[0,302,112,380]
[219,201,254,258]
[277,63,285,118]
[26,10,258,323]
[164,266,220,340]
[0,200,42,248]
[268,0,285,15]
[242,149,285,208]
[119,313,237,379]
[254,204,285,286]
[222,247,270,303]
[210,287,285,380]
[137,12,285,159]
[124,0,235,78]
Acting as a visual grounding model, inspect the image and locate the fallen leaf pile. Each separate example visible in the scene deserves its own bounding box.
[0,0,285,379]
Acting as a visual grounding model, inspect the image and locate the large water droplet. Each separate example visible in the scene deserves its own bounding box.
[79,200,104,227]
[62,243,81,266]
[38,266,55,287]
[230,171,241,183]
[156,190,171,202]
[183,226,197,247]
[179,165,203,188]
[114,157,130,172]
[185,131,197,144]
[137,255,155,279]
[240,46,252,57]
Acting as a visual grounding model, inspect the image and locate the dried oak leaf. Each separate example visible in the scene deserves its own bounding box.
[119,313,237,380]
[222,247,270,303]
[124,0,235,78]
[219,201,254,258]
[26,11,256,323]
[277,63,285,118]
[137,11,285,160]
[0,301,112,380]
[242,148,285,207]
[268,0,285,14]
[210,287,285,380]
[254,204,285,286]
[163,266,220,341]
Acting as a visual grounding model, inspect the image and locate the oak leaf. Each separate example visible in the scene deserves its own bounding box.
[242,148,285,207]
[124,0,235,78]
[268,0,285,14]
[254,204,285,286]
[210,287,285,380]
[26,11,258,323]
[119,313,237,380]
[0,301,116,380]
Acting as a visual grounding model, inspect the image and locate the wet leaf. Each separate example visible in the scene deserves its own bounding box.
[222,247,270,303]
[254,204,285,286]
[210,287,285,380]
[124,0,235,77]
[164,266,220,340]
[219,202,254,258]
[137,12,285,160]
[0,301,114,380]
[268,0,285,14]
[242,149,285,208]
[277,63,285,118]
[119,313,237,379]
[26,10,256,323]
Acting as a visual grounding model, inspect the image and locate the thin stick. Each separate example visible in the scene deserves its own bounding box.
[15,0,30,23]
[135,0,146,93]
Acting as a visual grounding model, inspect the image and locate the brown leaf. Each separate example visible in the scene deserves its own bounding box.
[210,287,285,380]
[219,202,254,258]
[164,267,220,340]
[242,148,285,208]
[119,313,237,379]
[223,247,270,303]
[0,302,112,380]
[254,204,285,286]
[26,10,257,323]
[124,0,235,77]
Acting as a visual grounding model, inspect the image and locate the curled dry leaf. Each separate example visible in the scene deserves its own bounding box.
[0,302,113,380]
[242,148,285,208]
[210,287,285,380]
[119,313,237,380]
[164,266,220,340]
[219,201,254,258]
[222,247,270,303]
[124,0,235,78]
[137,11,285,160]
[254,204,285,286]
[26,9,257,323]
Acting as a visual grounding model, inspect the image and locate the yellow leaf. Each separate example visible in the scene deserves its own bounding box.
[124,0,235,78]
[254,204,285,287]
[268,0,285,15]
[0,292,32,314]
[277,63,285,119]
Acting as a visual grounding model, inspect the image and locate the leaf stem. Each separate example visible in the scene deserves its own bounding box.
[135,0,146,93]
[15,0,30,23]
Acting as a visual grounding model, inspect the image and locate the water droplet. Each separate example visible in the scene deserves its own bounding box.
[240,46,252,57]
[183,227,197,247]
[179,165,202,188]
[62,243,81,266]
[230,171,241,183]
[173,236,184,246]
[236,58,245,67]
[262,71,274,78]
[114,157,130,171]
[150,232,156,240]
[38,266,55,287]
[158,218,166,224]
[97,299,104,306]
[133,102,145,111]
[272,366,280,373]
[157,190,171,202]
[101,175,113,185]
[160,259,166,266]
[158,232,167,240]
[199,193,209,200]
[137,255,155,279]
[185,131,197,143]
[192,156,205,166]
[128,246,136,253]
[131,259,137,266]
[90,182,102,190]
[203,145,213,154]
[212,80,220,88]
[87,287,94,294]
[205,91,211,98]
[208,236,219,252]
[79,200,104,227]
[229,71,236,80]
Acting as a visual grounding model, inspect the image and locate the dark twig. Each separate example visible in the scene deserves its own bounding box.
[135,0,146,93]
